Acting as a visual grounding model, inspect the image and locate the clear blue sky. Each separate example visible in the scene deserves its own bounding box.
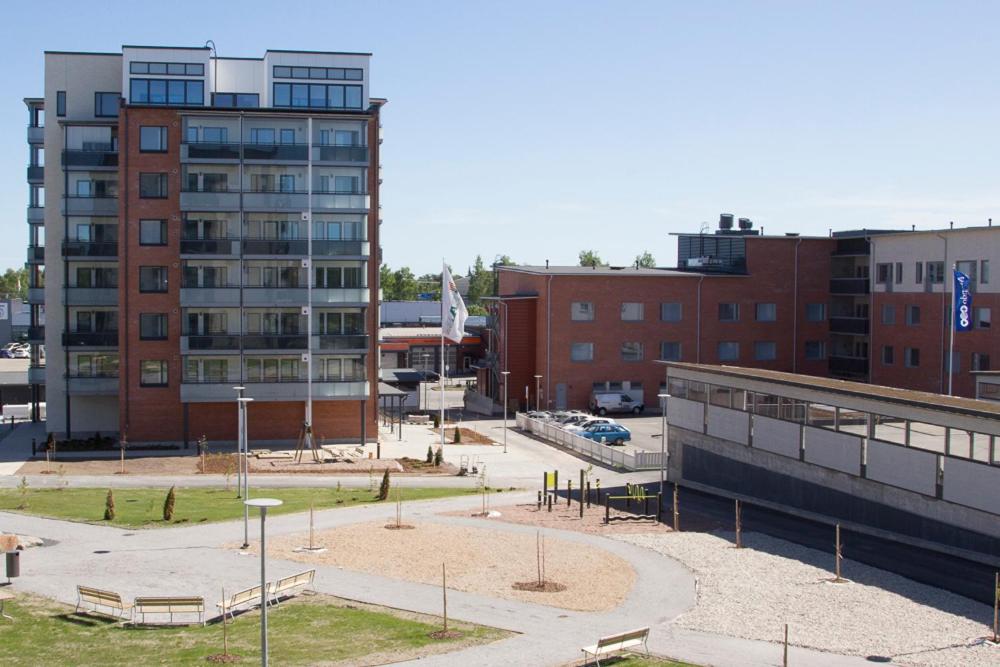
[3,1,999,275]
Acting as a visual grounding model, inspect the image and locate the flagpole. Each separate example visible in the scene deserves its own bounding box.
[440,261,446,452]
[948,263,956,396]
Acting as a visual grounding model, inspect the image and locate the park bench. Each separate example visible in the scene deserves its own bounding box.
[268,569,315,605]
[133,596,205,626]
[75,585,132,621]
[581,627,650,666]
[216,585,265,620]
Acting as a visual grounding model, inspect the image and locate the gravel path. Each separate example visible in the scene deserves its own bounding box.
[619,531,1000,666]
[253,519,636,612]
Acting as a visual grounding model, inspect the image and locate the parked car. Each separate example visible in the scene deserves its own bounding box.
[10,346,29,359]
[0,343,19,359]
[565,417,617,432]
[578,423,632,446]
[526,410,554,420]
[589,392,645,416]
[557,412,591,426]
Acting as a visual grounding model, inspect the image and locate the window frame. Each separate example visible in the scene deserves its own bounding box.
[56,91,66,117]
[620,302,644,322]
[139,173,168,199]
[139,219,168,246]
[804,341,825,360]
[906,304,921,326]
[805,303,826,322]
[620,341,644,362]
[138,266,169,293]
[717,341,740,361]
[718,303,739,322]
[755,303,777,322]
[660,302,682,322]
[94,92,119,118]
[975,307,991,329]
[139,126,168,153]
[882,345,894,365]
[659,341,682,362]
[570,342,594,362]
[139,313,168,341]
[571,302,594,322]
[140,360,169,387]
[904,347,920,368]
[754,341,777,361]
[881,304,896,325]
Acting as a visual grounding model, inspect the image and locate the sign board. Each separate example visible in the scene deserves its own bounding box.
[417,292,436,301]
[0,303,8,321]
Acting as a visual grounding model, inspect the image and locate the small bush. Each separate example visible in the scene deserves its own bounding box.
[377,469,391,501]
[104,489,115,520]
[426,445,434,464]
[453,427,462,444]
[431,414,440,428]
[434,447,443,467]
[163,486,176,521]
[16,476,29,510]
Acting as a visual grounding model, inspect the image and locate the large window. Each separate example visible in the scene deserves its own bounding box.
[620,303,643,321]
[139,126,167,152]
[755,303,776,322]
[804,341,825,360]
[272,66,363,81]
[975,307,991,329]
[805,303,826,322]
[754,341,777,360]
[56,91,66,117]
[139,173,168,198]
[905,347,920,368]
[571,302,594,321]
[876,263,892,284]
[660,342,682,361]
[621,342,643,362]
[718,342,739,361]
[927,261,945,284]
[660,302,682,322]
[130,78,204,106]
[139,266,168,293]
[973,353,991,371]
[718,303,739,322]
[212,93,259,108]
[881,304,895,325]
[140,360,168,387]
[95,92,119,117]
[882,345,894,365]
[570,342,594,362]
[272,83,363,110]
[139,314,167,340]
[130,61,204,76]
[139,220,167,246]
[906,305,921,325]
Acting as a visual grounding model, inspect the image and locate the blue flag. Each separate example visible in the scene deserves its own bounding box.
[954,270,972,332]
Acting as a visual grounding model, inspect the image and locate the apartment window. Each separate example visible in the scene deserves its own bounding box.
[56,91,66,117]
[904,347,920,368]
[139,266,168,293]
[571,302,594,321]
[927,261,945,284]
[973,353,991,372]
[659,342,681,361]
[202,127,228,143]
[279,129,296,144]
[754,341,777,360]
[876,263,892,284]
[660,302,682,322]
[212,92,259,108]
[882,345,894,365]
[906,305,921,325]
[272,66,363,81]
[621,303,644,321]
[249,128,275,144]
[915,262,923,285]
[140,360,168,387]
[717,341,739,361]
[982,260,991,285]
[718,303,739,322]
[975,307,991,329]
[570,342,594,362]
[139,173,168,198]
[139,314,167,340]
[130,61,204,76]
[139,220,167,246]
[805,303,826,322]
[130,79,204,106]
[272,83,363,109]
[895,262,903,284]
[621,342,643,362]
[279,175,296,193]
[881,304,896,325]
[755,303,776,322]
[94,92,119,117]
[804,341,825,360]
[139,126,167,152]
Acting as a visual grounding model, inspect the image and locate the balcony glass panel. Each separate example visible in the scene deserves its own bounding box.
[183,142,241,160]
[184,335,240,351]
[243,144,308,160]
[62,150,118,168]
[62,241,118,258]
[242,335,309,350]
[63,332,119,347]
[313,145,368,162]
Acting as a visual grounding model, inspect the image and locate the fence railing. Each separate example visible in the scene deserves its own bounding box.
[515,413,664,471]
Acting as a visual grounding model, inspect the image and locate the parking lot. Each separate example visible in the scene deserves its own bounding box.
[525,411,666,457]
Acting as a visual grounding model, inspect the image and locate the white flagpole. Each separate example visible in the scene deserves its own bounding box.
[948,263,956,396]
[440,261,446,451]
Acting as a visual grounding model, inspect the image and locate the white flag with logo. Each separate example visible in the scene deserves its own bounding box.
[441,263,468,343]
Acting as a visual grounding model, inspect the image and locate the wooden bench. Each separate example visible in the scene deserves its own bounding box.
[75,585,132,620]
[133,596,205,626]
[268,569,315,605]
[216,585,265,620]
[581,627,650,666]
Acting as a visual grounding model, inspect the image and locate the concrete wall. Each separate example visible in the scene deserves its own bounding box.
[865,439,938,496]
[706,404,749,445]
[942,457,1000,515]
[751,415,800,459]
[803,426,862,475]
[668,397,704,433]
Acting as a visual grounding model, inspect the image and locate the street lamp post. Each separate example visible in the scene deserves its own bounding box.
[500,371,510,454]
[245,498,283,667]
[534,375,542,412]
[239,396,255,549]
[657,393,671,497]
[233,386,245,498]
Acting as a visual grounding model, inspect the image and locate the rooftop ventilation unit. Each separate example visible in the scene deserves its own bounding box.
[738,217,753,230]
[719,213,734,230]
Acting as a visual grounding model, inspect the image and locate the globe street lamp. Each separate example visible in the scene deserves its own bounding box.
[245,497,283,667]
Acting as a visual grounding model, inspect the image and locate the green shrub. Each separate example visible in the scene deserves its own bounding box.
[377,469,391,501]
[103,489,115,520]
[426,445,434,464]
[434,447,443,467]
[453,427,462,444]
[163,486,176,521]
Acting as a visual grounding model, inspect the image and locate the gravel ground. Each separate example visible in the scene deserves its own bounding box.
[254,520,636,611]
[460,502,674,535]
[619,531,1000,666]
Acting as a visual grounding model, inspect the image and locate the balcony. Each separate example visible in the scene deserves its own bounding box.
[242,335,308,350]
[313,240,368,257]
[26,245,44,264]
[66,374,119,395]
[828,355,868,376]
[26,165,44,182]
[27,326,44,343]
[243,287,308,306]
[182,142,240,160]
[243,239,309,256]
[829,317,870,335]
[62,149,118,168]
[27,287,45,304]
[180,286,240,306]
[63,332,119,347]
[180,238,239,255]
[244,143,308,161]
[311,192,369,211]
[27,206,44,224]
[180,379,368,402]
[314,334,368,352]
[829,278,870,295]
[312,287,371,305]
[182,335,241,352]
[180,190,240,211]
[62,240,118,259]
[63,196,118,217]
[313,145,368,163]
[64,288,118,306]
[27,126,43,144]
[28,365,46,385]
[242,190,308,210]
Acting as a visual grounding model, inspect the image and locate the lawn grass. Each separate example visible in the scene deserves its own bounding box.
[0,592,508,666]
[0,486,477,528]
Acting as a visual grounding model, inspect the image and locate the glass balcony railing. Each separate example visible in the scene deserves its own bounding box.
[242,335,309,350]
[313,145,368,162]
[243,143,308,160]
[62,149,118,168]
[62,241,118,258]
[180,238,239,255]
[183,335,241,351]
[183,142,240,160]
[829,317,870,335]
[63,332,119,347]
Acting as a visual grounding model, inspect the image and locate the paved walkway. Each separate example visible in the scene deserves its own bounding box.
[0,491,872,666]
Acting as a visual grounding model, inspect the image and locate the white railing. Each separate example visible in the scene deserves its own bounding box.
[515,413,664,471]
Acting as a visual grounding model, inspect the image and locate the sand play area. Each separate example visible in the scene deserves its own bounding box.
[261,520,636,611]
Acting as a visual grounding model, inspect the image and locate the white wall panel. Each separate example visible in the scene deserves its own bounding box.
[867,439,937,496]
[803,426,861,475]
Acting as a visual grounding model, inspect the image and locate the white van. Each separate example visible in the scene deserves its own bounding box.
[589,392,644,416]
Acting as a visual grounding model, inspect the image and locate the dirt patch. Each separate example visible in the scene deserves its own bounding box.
[248,458,404,474]
[18,456,200,476]
[454,502,675,536]
[204,654,241,664]
[511,581,567,593]
[398,457,459,474]
[427,426,497,445]
[245,520,635,611]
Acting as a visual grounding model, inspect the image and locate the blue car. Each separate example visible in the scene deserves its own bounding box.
[578,423,631,446]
